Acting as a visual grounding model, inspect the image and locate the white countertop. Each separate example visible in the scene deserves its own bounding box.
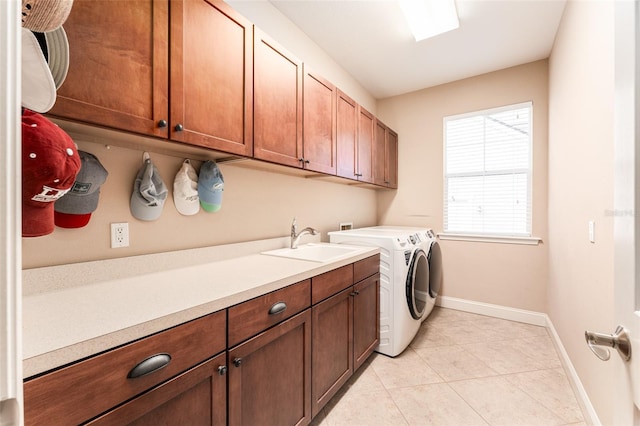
[22,238,378,378]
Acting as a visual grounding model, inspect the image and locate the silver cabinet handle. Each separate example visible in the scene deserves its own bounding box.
[268,301,287,315]
[127,353,172,378]
[585,325,631,361]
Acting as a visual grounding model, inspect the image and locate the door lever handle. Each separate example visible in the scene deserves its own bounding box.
[585,325,631,362]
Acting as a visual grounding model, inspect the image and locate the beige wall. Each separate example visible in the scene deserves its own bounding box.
[376,60,549,313]
[548,1,615,424]
[23,139,378,269]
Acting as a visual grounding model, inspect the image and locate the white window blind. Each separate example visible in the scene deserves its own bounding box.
[444,102,532,237]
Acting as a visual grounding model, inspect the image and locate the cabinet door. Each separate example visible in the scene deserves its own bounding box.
[357,106,374,183]
[373,119,387,186]
[336,90,358,180]
[170,0,253,156]
[87,353,227,426]
[303,69,337,174]
[228,310,311,426]
[254,29,303,167]
[48,0,169,138]
[311,287,353,417]
[386,129,399,189]
[373,121,399,188]
[353,273,380,371]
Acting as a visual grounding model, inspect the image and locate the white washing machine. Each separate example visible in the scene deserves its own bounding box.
[328,226,442,357]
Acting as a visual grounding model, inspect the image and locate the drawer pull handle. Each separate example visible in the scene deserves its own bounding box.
[233,357,243,368]
[268,301,287,316]
[218,365,228,376]
[127,353,172,379]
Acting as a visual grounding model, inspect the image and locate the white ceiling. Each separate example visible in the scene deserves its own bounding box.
[269,0,567,99]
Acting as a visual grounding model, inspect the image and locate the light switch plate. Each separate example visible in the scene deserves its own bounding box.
[588,221,595,243]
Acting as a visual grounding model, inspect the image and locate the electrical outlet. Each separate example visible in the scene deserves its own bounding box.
[111,222,130,248]
[339,222,353,231]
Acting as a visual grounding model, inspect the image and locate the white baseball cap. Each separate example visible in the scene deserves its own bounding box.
[173,159,199,216]
[22,28,56,113]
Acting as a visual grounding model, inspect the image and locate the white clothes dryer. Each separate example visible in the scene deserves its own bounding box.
[328,226,442,357]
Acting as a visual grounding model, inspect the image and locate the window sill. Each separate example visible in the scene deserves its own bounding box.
[437,233,542,246]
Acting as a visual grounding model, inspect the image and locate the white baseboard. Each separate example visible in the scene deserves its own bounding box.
[436,295,547,326]
[545,316,601,426]
[435,295,600,425]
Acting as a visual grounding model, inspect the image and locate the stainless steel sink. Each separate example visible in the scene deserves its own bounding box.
[261,243,361,263]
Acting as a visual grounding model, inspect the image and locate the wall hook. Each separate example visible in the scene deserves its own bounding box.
[142,151,151,163]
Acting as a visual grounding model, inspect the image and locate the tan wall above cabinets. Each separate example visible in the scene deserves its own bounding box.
[48,0,397,190]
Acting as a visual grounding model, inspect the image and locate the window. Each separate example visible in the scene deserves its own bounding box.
[443,102,532,237]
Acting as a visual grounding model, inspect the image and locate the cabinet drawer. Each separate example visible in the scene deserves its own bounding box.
[87,353,227,426]
[354,254,380,283]
[23,310,226,426]
[228,279,311,347]
[311,264,354,304]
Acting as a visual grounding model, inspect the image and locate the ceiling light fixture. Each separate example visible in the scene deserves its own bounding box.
[398,0,460,42]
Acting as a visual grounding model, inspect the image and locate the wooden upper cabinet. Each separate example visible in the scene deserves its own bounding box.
[357,106,374,183]
[48,0,169,138]
[336,90,358,180]
[303,69,337,174]
[336,91,375,183]
[373,119,387,186]
[374,119,399,188]
[170,0,253,156]
[386,128,399,188]
[253,29,303,167]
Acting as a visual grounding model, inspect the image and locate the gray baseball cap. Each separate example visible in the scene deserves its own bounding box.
[54,150,108,228]
[130,159,168,221]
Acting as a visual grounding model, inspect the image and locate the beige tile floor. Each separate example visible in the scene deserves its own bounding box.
[310,307,586,426]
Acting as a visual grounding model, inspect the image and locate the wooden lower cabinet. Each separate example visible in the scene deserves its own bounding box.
[310,285,380,414]
[228,310,312,426]
[23,258,378,426]
[311,287,353,417]
[87,353,227,426]
[353,273,380,370]
[23,311,226,425]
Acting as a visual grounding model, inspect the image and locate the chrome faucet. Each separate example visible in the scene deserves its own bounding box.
[291,217,319,249]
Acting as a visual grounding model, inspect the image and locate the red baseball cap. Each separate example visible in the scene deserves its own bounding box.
[22,109,80,237]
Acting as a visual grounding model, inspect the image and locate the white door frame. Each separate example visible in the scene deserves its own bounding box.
[0,1,23,425]
[614,0,640,424]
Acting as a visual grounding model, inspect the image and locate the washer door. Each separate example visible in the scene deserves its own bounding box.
[406,248,430,320]
[428,240,442,298]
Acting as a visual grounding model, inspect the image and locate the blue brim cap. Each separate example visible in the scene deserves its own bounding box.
[197,160,223,213]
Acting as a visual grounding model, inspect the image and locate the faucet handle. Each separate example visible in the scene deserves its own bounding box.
[291,217,297,233]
